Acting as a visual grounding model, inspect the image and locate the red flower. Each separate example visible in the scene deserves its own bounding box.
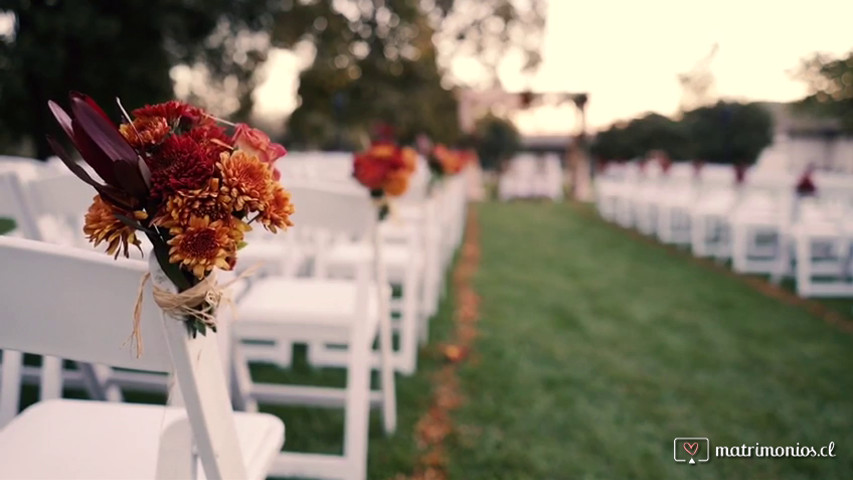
[187,123,233,155]
[132,100,210,126]
[354,152,390,190]
[148,134,218,198]
[353,141,413,196]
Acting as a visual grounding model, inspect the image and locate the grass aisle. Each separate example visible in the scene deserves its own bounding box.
[447,202,853,480]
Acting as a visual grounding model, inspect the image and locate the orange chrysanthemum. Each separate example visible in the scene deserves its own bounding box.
[153,178,232,228]
[430,144,462,175]
[258,184,295,233]
[402,147,418,173]
[218,150,274,212]
[384,171,410,196]
[83,195,146,258]
[167,216,245,278]
[119,116,170,148]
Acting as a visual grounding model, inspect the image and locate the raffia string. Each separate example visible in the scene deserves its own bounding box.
[130,264,262,358]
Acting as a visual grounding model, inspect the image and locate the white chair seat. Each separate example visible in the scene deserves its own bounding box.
[325,242,424,277]
[236,278,381,345]
[238,241,286,267]
[0,399,284,480]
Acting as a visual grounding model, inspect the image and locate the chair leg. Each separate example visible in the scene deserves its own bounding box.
[732,224,748,272]
[0,350,24,428]
[396,269,421,376]
[377,287,397,435]
[230,343,259,413]
[38,356,63,401]
[796,236,812,297]
[344,320,372,480]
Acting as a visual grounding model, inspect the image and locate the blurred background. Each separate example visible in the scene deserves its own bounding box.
[2,0,850,175]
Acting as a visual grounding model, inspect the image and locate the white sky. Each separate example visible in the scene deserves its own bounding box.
[253,0,853,135]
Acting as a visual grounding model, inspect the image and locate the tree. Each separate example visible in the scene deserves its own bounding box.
[591,103,772,165]
[0,0,276,158]
[682,101,773,165]
[794,50,853,132]
[273,0,546,148]
[473,113,519,170]
[591,113,692,161]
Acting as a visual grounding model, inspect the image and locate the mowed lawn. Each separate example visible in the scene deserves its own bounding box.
[9,204,853,479]
[444,202,853,480]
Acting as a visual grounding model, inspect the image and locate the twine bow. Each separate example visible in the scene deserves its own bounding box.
[130,265,261,358]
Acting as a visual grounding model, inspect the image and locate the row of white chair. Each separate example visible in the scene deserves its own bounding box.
[498,153,564,201]
[0,153,470,479]
[596,161,853,298]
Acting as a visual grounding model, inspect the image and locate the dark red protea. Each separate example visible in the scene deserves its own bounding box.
[47,92,149,209]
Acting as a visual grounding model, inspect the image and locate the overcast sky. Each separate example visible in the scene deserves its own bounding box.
[254,0,853,135]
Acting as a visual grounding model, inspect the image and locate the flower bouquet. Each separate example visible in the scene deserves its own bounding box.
[427,144,461,179]
[353,140,417,219]
[47,92,294,340]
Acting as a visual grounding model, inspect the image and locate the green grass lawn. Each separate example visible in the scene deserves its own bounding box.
[444,202,853,480]
[0,218,15,235]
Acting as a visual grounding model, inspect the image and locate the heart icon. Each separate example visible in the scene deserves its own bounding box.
[683,442,699,456]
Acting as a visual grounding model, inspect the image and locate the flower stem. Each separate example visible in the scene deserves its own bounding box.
[145,232,192,290]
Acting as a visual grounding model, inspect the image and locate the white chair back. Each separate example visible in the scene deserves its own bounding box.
[25,172,97,246]
[0,171,42,239]
[0,236,248,479]
[288,184,375,238]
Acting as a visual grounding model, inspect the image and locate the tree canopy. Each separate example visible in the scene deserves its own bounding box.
[271,0,545,149]
[0,0,545,157]
[591,102,773,165]
[794,50,853,132]
[0,0,278,158]
[473,113,519,170]
[590,113,691,161]
[682,101,773,165]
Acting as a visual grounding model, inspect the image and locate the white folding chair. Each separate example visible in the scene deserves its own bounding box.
[18,172,158,402]
[0,236,284,479]
[320,183,429,375]
[0,171,81,407]
[232,185,395,480]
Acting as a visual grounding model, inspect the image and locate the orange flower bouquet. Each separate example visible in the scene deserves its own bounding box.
[47,93,294,337]
[427,144,474,192]
[353,140,417,219]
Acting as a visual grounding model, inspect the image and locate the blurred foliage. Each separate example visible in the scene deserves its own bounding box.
[275,0,545,149]
[0,0,278,158]
[794,50,853,132]
[682,101,773,165]
[590,113,691,160]
[473,113,519,170]
[0,0,545,156]
[591,102,773,165]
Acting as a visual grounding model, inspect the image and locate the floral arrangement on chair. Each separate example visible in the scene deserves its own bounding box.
[353,140,417,220]
[427,144,475,193]
[47,92,294,339]
[427,144,463,179]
